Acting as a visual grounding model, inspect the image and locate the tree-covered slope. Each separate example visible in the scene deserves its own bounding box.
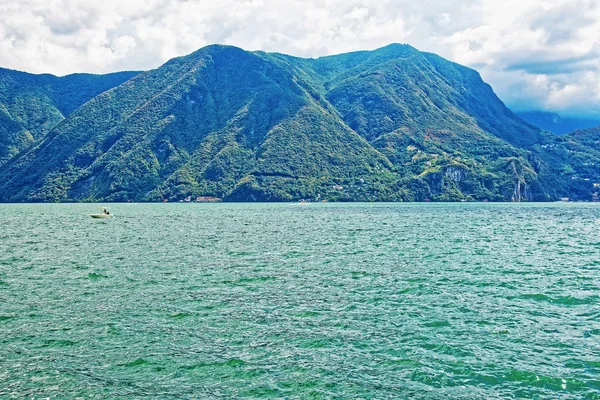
[0,68,139,164]
[0,44,597,202]
[276,44,543,148]
[530,127,600,200]
[0,46,391,202]
[273,45,551,201]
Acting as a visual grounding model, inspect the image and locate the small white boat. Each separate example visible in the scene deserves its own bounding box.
[90,213,111,219]
[90,207,111,219]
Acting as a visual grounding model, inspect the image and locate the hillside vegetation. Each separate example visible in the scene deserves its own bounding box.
[0,68,139,165]
[0,44,598,202]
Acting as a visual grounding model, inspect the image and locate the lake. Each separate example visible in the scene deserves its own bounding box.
[1,203,599,398]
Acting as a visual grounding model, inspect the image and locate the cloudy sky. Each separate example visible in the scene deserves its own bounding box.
[0,0,598,117]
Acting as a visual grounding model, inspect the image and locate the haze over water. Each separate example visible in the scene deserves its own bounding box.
[1,203,599,398]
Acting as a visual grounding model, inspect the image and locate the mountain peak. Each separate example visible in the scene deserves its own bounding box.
[372,42,418,54]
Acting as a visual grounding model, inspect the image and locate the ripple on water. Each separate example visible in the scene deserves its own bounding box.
[519,293,598,306]
[1,202,600,398]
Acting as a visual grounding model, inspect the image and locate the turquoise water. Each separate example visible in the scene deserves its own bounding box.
[0,203,599,399]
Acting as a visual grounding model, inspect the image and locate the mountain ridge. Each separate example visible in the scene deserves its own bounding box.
[0,44,598,202]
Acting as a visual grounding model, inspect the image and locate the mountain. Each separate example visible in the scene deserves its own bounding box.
[0,44,598,202]
[0,68,140,165]
[277,45,543,148]
[515,111,600,135]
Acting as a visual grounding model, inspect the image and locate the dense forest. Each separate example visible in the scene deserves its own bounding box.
[0,68,139,165]
[0,44,598,202]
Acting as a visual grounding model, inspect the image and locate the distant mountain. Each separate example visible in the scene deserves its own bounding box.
[0,68,140,164]
[515,111,600,135]
[0,44,598,202]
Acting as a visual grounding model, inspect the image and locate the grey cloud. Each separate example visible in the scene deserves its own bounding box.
[506,52,599,75]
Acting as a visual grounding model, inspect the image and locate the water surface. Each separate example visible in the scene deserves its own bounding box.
[1,203,599,398]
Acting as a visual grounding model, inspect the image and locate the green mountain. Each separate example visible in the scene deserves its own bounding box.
[0,68,140,164]
[531,126,600,200]
[0,44,598,202]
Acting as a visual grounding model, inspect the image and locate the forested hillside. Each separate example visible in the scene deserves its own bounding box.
[0,68,139,165]
[0,45,598,202]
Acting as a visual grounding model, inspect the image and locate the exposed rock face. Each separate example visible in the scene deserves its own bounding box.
[445,167,466,182]
[502,158,535,202]
[424,166,467,196]
[512,179,533,202]
[425,172,444,195]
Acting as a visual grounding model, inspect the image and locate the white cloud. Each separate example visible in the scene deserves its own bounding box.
[438,13,451,25]
[0,0,598,117]
[437,0,600,117]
